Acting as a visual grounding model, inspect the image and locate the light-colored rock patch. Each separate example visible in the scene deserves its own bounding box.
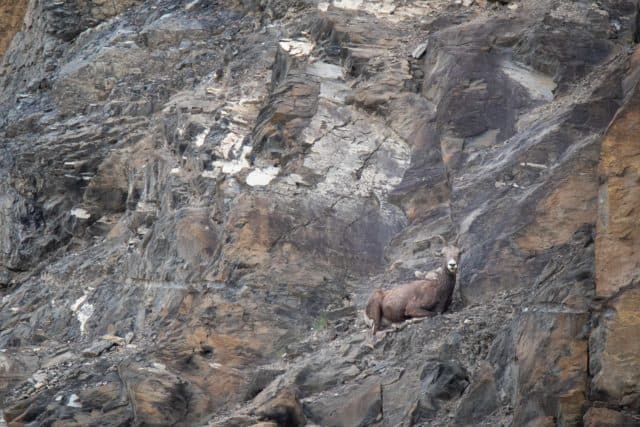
[279,38,314,57]
[501,60,556,101]
[306,62,344,80]
[71,293,94,335]
[194,128,210,147]
[246,167,280,186]
[70,208,91,219]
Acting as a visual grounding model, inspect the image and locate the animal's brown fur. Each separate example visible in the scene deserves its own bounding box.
[364,246,460,335]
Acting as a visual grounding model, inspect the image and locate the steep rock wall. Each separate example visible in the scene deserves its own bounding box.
[0,0,640,426]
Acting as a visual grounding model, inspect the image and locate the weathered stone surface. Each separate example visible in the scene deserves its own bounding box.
[305,379,382,427]
[420,359,469,401]
[583,407,640,427]
[596,71,640,298]
[1,0,640,426]
[81,339,115,357]
[513,311,590,426]
[454,363,499,426]
[255,387,305,427]
[590,286,640,410]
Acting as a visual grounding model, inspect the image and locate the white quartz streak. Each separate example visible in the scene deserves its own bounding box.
[71,293,94,335]
[246,167,280,186]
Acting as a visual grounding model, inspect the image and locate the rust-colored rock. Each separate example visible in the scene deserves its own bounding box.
[255,387,305,427]
[590,286,640,409]
[0,0,27,57]
[517,173,598,251]
[513,312,589,426]
[583,407,640,427]
[596,81,640,297]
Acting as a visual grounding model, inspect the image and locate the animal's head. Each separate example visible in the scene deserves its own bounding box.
[443,246,460,274]
[432,235,461,275]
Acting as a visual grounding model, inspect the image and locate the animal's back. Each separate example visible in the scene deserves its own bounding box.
[380,280,438,322]
[382,280,437,322]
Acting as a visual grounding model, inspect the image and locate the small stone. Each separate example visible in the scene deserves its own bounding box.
[67,394,82,408]
[100,334,126,346]
[411,42,428,59]
[81,339,115,357]
[343,365,361,379]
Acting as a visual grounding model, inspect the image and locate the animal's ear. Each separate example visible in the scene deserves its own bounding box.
[432,235,447,246]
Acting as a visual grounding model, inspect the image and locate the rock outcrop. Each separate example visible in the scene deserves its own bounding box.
[1,0,640,425]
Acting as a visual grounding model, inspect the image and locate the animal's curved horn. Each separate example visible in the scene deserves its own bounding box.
[432,235,446,246]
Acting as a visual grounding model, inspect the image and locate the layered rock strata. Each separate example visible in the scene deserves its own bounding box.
[0,0,640,425]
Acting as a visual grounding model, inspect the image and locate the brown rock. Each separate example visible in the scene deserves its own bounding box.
[513,312,589,426]
[596,81,640,297]
[517,173,597,251]
[454,363,499,426]
[255,387,305,427]
[306,380,382,427]
[118,362,211,426]
[583,407,640,427]
[0,0,27,57]
[590,286,640,409]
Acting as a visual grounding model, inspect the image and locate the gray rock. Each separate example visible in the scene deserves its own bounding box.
[255,388,305,427]
[454,363,499,425]
[420,359,469,400]
[411,41,429,59]
[81,340,115,358]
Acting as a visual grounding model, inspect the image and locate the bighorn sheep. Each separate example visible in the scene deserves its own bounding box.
[364,241,461,335]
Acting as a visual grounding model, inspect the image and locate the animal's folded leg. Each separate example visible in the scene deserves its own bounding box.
[405,306,437,318]
[392,322,406,331]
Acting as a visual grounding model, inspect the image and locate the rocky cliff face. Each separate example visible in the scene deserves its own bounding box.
[1,0,640,426]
